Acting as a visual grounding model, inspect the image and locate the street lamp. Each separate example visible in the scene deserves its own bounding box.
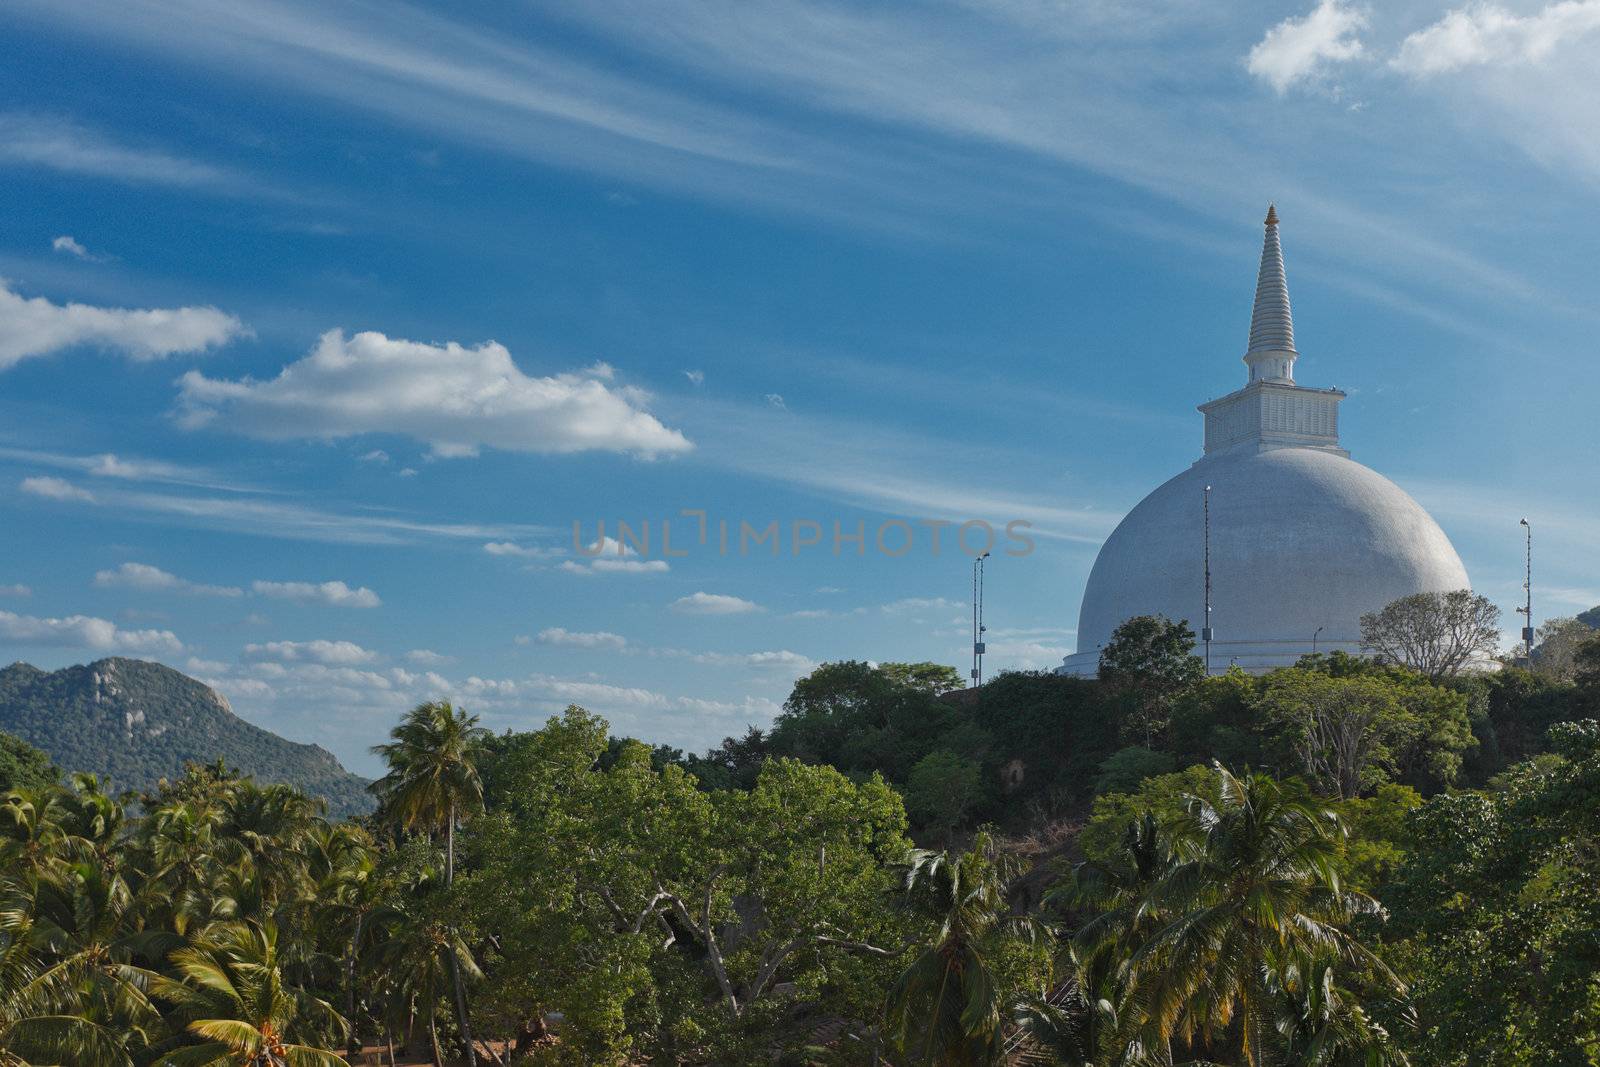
[1202,485,1213,675]
[1517,518,1533,663]
[1313,626,1323,655]
[971,551,990,687]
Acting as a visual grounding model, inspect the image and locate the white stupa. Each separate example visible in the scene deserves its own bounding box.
[1058,206,1469,676]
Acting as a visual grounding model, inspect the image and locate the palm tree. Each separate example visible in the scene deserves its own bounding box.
[367,906,482,1067]
[25,862,167,1039]
[883,831,1048,1066]
[0,894,139,1067]
[1267,957,1411,1066]
[1059,812,1177,1064]
[311,825,380,1057]
[150,920,346,1067]
[370,701,488,1066]
[1127,765,1388,1066]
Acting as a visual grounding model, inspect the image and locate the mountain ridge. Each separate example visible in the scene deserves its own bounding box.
[0,657,372,817]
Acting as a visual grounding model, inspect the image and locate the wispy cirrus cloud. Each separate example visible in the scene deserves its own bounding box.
[7,468,544,546]
[20,475,96,503]
[9,0,1562,333]
[0,112,262,194]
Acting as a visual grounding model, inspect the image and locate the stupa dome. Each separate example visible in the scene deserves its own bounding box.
[1059,207,1469,675]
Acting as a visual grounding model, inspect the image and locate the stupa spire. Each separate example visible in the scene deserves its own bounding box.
[1244,203,1296,383]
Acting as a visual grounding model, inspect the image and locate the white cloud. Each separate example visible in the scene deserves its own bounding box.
[358,449,390,464]
[483,540,557,559]
[683,369,704,385]
[1392,1,1600,75]
[176,328,692,459]
[513,634,533,646]
[94,561,243,597]
[0,609,183,654]
[1247,0,1368,93]
[764,393,787,410]
[0,282,246,370]
[559,558,670,576]
[243,639,378,665]
[87,453,190,480]
[20,476,96,502]
[671,592,760,615]
[251,579,381,608]
[458,671,782,729]
[403,648,453,666]
[537,627,628,649]
[51,235,107,261]
[679,648,815,671]
[557,535,670,575]
[882,596,960,614]
[0,584,30,597]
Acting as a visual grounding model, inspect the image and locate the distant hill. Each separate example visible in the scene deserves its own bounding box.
[0,657,372,817]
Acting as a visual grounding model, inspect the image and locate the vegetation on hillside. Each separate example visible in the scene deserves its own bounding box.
[2,597,1599,1064]
[0,657,372,817]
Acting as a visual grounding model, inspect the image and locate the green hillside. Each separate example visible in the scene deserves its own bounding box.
[0,657,371,816]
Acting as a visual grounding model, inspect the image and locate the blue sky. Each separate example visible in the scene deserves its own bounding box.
[2,0,1596,775]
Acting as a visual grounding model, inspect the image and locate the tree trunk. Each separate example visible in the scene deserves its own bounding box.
[429,1002,443,1067]
[347,911,364,1056]
[445,802,477,1066]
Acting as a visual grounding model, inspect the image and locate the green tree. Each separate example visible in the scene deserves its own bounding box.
[1387,720,1600,1065]
[884,831,1045,1066]
[1575,629,1600,690]
[460,707,915,1061]
[1125,766,1398,1065]
[1099,615,1205,746]
[0,732,57,794]
[1256,672,1412,799]
[0,903,141,1067]
[882,662,965,694]
[151,920,345,1066]
[370,701,488,1067]
[1093,746,1177,796]
[1530,617,1595,682]
[904,750,983,836]
[1359,590,1500,682]
[768,660,965,782]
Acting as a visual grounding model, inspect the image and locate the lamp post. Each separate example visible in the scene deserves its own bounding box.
[1202,485,1214,675]
[971,551,990,687]
[1313,626,1323,655]
[1518,518,1533,663]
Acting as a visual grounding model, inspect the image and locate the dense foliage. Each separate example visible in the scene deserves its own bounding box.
[0,657,372,817]
[2,602,1599,1064]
